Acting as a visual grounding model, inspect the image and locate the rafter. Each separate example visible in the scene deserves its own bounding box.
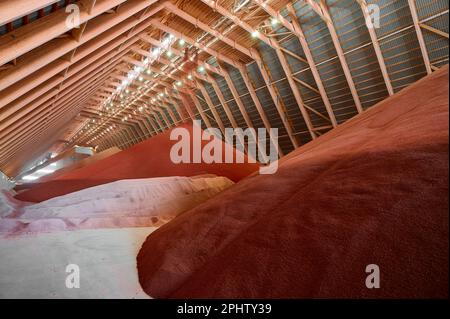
[306,0,363,114]
[194,1,318,144]
[357,0,394,96]
[1,0,448,176]
[285,3,337,127]
[408,0,433,75]
[0,0,166,92]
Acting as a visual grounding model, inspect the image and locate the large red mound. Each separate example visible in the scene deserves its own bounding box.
[137,66,449,298]
[16,123,259,202]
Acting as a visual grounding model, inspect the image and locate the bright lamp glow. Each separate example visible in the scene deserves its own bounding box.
[23,175,39,181]
[37,168,55,174]
[162,38,170,47]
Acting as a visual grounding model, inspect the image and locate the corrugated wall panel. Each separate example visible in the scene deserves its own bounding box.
[327,0,390,111]
[368,0,428,92]
[416,0,449,68]
[293,1,359,124]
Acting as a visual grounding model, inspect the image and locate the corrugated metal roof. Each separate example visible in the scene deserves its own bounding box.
[0,0,448,177]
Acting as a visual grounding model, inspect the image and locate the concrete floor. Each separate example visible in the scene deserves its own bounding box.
[0,227,156,298]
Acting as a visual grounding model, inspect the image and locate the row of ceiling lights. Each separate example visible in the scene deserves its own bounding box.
[79,33,206,145]
[72,8,281,147]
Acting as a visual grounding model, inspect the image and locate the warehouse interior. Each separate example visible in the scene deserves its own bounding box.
[0,0,448,298]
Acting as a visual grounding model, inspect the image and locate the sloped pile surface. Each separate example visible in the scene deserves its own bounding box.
[137,67,449,298]
[16,123,258,202]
